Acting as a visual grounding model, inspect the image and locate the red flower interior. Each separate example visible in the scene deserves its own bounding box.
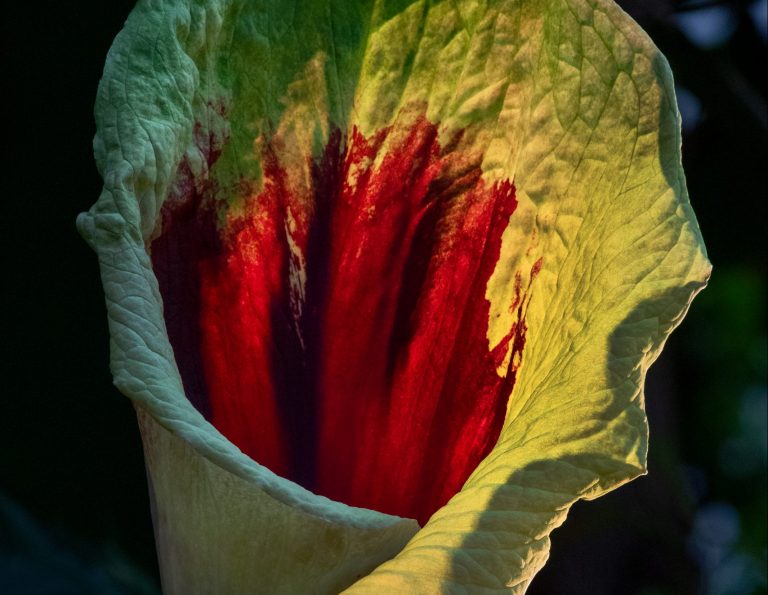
[150,109,536,525]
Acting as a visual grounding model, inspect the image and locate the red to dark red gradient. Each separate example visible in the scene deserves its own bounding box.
[151,112,538,525]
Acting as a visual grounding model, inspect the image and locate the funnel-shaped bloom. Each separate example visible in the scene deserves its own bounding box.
[79,0,710,592]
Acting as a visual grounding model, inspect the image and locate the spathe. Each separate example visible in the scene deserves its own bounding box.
[79,0,710,592]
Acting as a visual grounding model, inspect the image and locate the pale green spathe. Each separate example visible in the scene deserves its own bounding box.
[78,0,710,592]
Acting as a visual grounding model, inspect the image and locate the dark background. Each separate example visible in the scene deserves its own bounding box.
[2,1,765,593]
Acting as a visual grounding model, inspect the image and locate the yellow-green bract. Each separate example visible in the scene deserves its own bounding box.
[78,0,710,592]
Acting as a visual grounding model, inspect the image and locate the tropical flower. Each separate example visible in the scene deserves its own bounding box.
[78,0,710,592]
